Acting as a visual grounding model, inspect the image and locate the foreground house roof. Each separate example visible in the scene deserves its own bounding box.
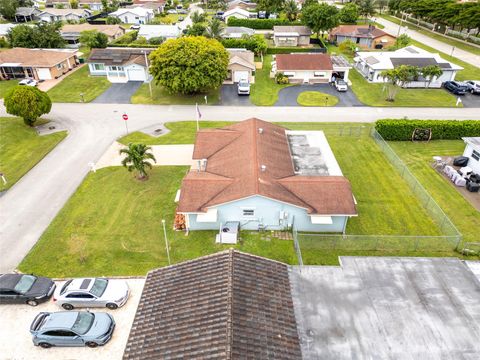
[276,53,333,71]
[177,119,356,215]
[0,48,77,67]
[123,250,302,359]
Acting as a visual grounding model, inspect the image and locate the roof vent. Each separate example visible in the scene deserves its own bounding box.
[260,165,267,172]
[258,128,264,134]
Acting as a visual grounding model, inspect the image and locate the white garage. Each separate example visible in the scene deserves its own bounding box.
[127,66,146,81]
[233,70,249,83]
[36,68,52,80]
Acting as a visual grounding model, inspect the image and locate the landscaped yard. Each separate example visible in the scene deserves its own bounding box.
[47,65,111,103]
[250,54,293,106]
[349,68,460,107]
[20,121,466,276]
[297,91,339,106]
[131,82,221,105]
[0,117,67,191]
[0,80,19,99]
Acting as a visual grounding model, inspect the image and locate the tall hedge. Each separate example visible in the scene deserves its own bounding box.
[226,17,298,29]
[375,119,480,141]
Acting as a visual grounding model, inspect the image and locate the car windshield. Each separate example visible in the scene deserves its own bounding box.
[72,312,94,335]
[14,275,36,294]
[337,80,346,85]
[239,81,249,87]
[90,278,108,297]
[60,280,73,295]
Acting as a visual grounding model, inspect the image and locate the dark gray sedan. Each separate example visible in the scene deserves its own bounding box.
[30,311,115,348]
[0,274,55,306]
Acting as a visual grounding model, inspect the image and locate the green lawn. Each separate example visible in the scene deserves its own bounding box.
[131,82,220,105]
[0,80,19,99]
[349,68,460,107]
[250,54,293,106]
[297,91,339,106]
[389,139,480,246]
[47,66,111,103]
[379,14,480,57]
[0,117,67,191]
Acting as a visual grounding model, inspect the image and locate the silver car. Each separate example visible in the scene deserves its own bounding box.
[30,311,115,348]
[54,278,129,310]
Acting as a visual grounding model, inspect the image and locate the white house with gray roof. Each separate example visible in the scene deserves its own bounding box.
[354,45,463,88]
[138,25,180,40]
[222,26,255,39]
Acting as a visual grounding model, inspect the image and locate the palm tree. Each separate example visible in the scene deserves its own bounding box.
[421,65,443,89]
[191,11,206,24]
[204,18,224,40]
[284,0,299,21]
[120,143,157,180]
[356,0,376,21]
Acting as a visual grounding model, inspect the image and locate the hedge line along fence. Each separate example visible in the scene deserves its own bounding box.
[375,119,480,141]
[226,17,300,29]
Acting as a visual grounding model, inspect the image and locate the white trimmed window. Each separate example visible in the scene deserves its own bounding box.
[242,209,255,217]
[93,63,105,71]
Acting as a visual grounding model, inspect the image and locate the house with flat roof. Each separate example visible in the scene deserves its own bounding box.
[61,24,126,46]
[138,24,180,40]
[271,53,351,83]
[109,7,154,25]
[38,8,92,23]
[176,119,357,233]
[225,48,255,83]
[330,24,396,49]
[0,48,78,80]
[273,26,311,47]
[221,26,255,39]
[354,45,463,87]
[462,137,480,174]
[87,47,152,83]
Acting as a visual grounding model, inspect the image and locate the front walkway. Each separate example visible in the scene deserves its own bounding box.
[275,84,364,107]
[95,141,196,169]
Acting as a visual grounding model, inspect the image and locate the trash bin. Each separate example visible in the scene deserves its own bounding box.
[79,58,85,64]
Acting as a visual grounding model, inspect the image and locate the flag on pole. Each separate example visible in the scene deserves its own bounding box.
[195,103,202,131]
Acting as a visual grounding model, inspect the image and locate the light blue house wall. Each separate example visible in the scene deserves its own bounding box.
[185,195,348,233]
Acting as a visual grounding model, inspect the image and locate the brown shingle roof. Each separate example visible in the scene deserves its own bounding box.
[61,24,124,38]
[123,250,302,360]
[177,119,357,215]
[275,53,333,71]
[330,25,394,39]
[0,48,76,67]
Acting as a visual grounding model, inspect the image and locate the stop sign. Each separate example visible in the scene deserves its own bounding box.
[122,113,128,121]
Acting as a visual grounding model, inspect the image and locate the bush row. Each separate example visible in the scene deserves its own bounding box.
[226,17,298,29]
[266,47,326,54]
[375,119,480,141]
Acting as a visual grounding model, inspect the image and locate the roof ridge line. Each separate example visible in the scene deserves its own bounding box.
[225,248,234,360]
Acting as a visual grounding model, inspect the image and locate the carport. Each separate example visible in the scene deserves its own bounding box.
[331,55,351,82]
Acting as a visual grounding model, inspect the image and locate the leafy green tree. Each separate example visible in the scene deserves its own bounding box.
[393,33,410,49]
[302,3,339,39]
[149,36,229,94]
[339,3,359,24]
[191,11,206,24]
[207,0,227,11]
[149,36,165,45]
[7,22,65,48]
[284,0,299,21]
[356,0,376,20]
[185,23,207,36]
[70,0,78,8]
[302,0,317,9]
[106,16,121,24]
[221,35,267,56]
[204,17,225,40]
[338,39,357,55]
[380,65,418,101]
[256,0,285,13]
[79,30,108,48]
[4,86,52,127]
[0,0,18,21]
[120,143,157,180]
[421,65,442,89]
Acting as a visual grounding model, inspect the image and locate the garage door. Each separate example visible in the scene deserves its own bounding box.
[234,70,249,83]
[127,68,146,82]
[37,68,52,80]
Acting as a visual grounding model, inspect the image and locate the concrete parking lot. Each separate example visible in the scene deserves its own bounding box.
[0,278,144,360]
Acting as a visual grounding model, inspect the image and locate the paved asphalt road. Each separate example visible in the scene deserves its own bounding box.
[275,84,364,107]
[375,17,480,68]
[0,103,479,272]
[92,81,143,104]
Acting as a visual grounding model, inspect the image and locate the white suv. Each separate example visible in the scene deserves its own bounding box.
[237,80,250,96]
[335,79,348,92]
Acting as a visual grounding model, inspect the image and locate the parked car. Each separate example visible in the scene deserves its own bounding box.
[237,80,250,95]
[335,79,348,92]
[464,80,480,95]
[54,278,130,310]
[443,81,468,95]
[167,9,177,14]
[258,11,266,19]
[130,24,140,30]
[0,274,55,306]
[18,78,37,86]
[30,311,115,348]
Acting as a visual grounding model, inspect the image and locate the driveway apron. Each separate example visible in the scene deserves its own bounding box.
[92,81,143,104]
[275,84,364,107]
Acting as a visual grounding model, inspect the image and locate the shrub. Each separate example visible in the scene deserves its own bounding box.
[275,72,289,84]
[221,35,267,55]
[111,30,138,44]
[375,119,480,141]
[227,17,297,29]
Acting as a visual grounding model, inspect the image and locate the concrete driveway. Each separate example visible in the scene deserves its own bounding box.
[92,82,143,104]
[0,278,144,360]
[275,84,364,107]
[220,84,252,106]
[456,91,480,108]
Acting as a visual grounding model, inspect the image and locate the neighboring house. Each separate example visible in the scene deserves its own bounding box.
[32,0,45,9]
[138,24,180,40]
[223,7,252,22]
[273,26,311,47]
[109,7,154,25]
[87,47,153,83]
[14,7,41,22]
[127,2,164,14]
[271,53,351,83]
[330,25,396,49]
[176,119,357,233]
[227,0,257,11]
[354,45,463,87]
[38,8,92,23]
[225,48,255,83]
[45,0,103,11]
[221,26,255,39]
[0,47,78,80]
[0,24,17,39]
[61,24,126,46]
[462,137,480,174]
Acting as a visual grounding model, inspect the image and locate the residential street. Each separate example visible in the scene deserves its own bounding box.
[0,103,479,272]
[375,16,480,68]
